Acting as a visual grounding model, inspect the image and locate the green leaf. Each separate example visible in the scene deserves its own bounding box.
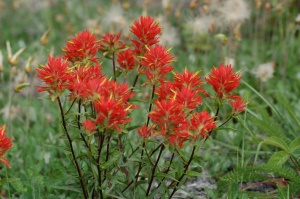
[288,137,300,153]
[114,70,122,78]
[175,146,188,163]
[242,80,282,119]
[276,93,300,129]
[267,151,289,166]
[155,173,178,182]
[264,136,289,151]
[101,151,122,169]
[186,171,203,177]
[46,185,81,193]
[236,116,255,138]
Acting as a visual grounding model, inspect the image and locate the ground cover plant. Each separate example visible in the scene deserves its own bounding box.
[0,0,300,198]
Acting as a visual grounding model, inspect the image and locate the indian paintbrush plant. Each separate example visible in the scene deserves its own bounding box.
[36,16,247,198]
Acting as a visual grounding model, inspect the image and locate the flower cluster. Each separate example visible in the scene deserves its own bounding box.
[0,125,13,168]
[63,30,100,64]
[142,69,215,147]
[37,30,137,133]
[205,64,247,115]
[37,16,247,148]
[130,16,161,55]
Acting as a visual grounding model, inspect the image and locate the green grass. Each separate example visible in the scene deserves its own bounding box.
[0,0,299,198]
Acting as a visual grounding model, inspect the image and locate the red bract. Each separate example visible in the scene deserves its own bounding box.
[205,64,241,98]
[167,133,189,148]
[99,32,126,54]
[149,100,189,139]
[137,124,152,139]
[156,80,176,100]
[0,125,13,168]
[190,111,216,139]
[175,87,202,111]
[130,16,161,47]
[36,56,74,97]
[63,30,99,64]
[82,119,96,135]
[68,65,103,101]
[117,49,135,72]
[94,97,133,132]
[230,96,247,114]
[139,45,174,85]
[92,79,137,132]
[174,69,203,93]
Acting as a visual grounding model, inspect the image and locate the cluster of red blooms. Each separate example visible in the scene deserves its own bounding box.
[37,30,136,133]
[36,16,247,148]
[0,125,13,168]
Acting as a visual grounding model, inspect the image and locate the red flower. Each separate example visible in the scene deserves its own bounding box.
[99,32,126,54]
[82,119,96,135]
[0,125,13,168]
[149,100,189,136]
[190,111,216,139]
[68,65,103,101]
[173,68,204,93]
[63,30,99,64]
[139,45,174,85]
[205,64,241,98]
[117,49,136,72]
[36,56,74,97]
[92,80,137,132]
[174,87,202,111]
[167,134,189,148]
[94,98,132,132]
[155,80,176,100]
[230,96,247,114]
[137,124,152,139]
[130,16,161,47]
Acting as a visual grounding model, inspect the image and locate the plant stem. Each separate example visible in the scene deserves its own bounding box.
[146,144,165,196]
[122,141,145,193]
[168,146,196,198]
[77,100,90,150]
[112,52,116,81]
[97,129,105,199]
[104,135,112,181]
[57,97,88,199]
[147,85,156,126]
[64,98,76,115]
[218,114,235,128]
[155,152,175,191]
[290,156,300,175]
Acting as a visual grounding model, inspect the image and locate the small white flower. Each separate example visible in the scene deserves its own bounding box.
[187,16,216,36]
[156,16,180,46]
[102,3,128,34]
[218,0,250,24]
[295,13,300,23]
[224,57,235,68]
[253,62,275,82]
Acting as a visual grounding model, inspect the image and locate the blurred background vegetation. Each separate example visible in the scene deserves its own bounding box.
[0,0,300,198]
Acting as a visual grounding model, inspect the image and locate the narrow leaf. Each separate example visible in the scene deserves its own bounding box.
[267,151,289,166]
[264,136,289,151]
[288,137,300,153]
[101,151,122,169]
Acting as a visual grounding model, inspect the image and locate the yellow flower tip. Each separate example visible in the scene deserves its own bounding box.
[25,56,35,74]
[38,63,45,68]
[40,29,51,45]
[137,55,145,59]
[14,83,30,93]
[8,47,26,66]
[6,41,12,58]
[0,50,3,72]
[167,46,173,52]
